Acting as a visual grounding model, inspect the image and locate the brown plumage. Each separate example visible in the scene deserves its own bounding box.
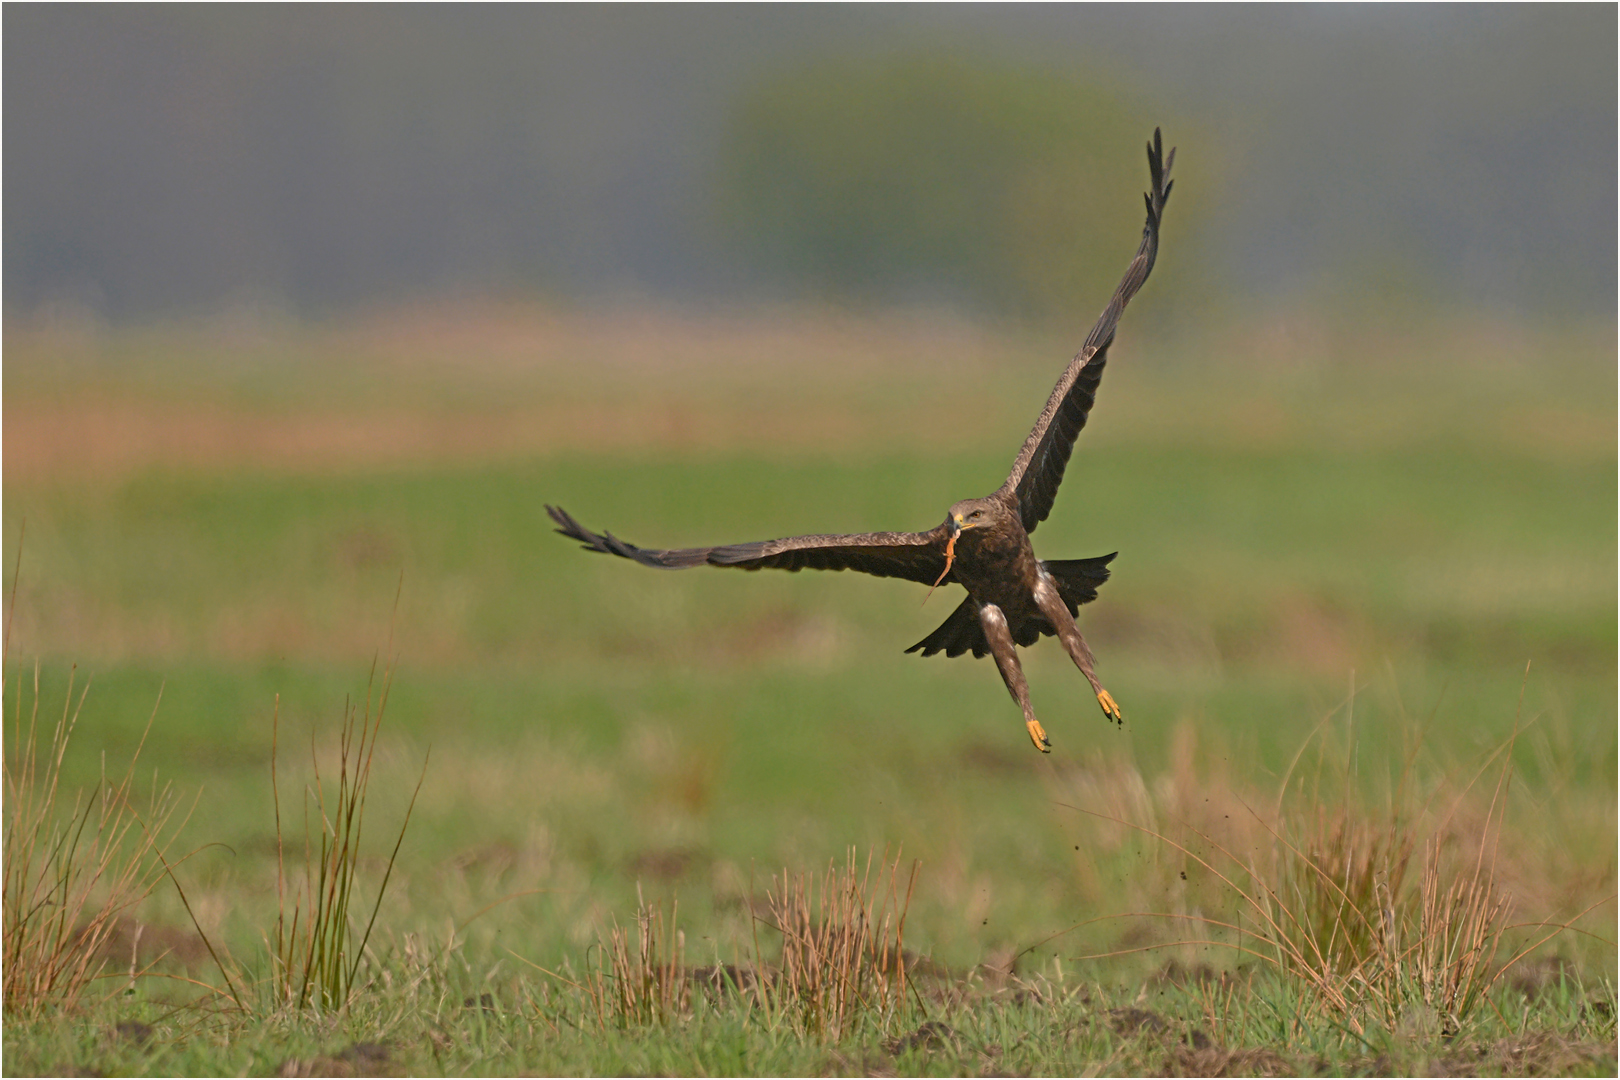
[548,129,1174,752]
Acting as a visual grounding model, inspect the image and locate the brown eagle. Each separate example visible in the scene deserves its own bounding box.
[548,130,1174,753]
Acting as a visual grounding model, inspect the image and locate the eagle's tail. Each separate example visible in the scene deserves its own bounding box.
[905,553,1116,658]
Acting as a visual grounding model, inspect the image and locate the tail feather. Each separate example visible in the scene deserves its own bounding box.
[906,553,1116,658]
[905,595,987,658]
[1045,552,1115,610]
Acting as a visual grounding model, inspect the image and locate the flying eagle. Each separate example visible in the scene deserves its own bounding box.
[548,130,1174,753]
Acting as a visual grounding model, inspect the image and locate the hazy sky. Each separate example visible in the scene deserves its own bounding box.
[5,5,1614,322]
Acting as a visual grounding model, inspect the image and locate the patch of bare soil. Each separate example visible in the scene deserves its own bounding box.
[1101,1008,1298,1077]
[111,1021,154,1047]
[627,846,707,882]
[1108,1006,1170,1036]
[1165,1041,1295,1078]
[1452,1031,1618,1077]
[92,916,214,972]
[277,1041,397,1078]
[884,1020,958,1055]
[1303,1030,1619,1078]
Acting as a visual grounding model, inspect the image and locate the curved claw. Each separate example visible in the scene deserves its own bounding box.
[1026,718,1052,753]
[1097,689,1123,725]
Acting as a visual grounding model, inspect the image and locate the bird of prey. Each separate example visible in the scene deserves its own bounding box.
[548,129,1174,753]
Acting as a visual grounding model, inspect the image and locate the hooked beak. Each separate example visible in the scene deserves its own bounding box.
[947,515,963,538]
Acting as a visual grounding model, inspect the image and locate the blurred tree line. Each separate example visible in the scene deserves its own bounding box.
[716,53,1194,321]
[3,6,1612,326]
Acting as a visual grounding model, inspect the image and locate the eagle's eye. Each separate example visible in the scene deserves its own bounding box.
[969,509,983,520]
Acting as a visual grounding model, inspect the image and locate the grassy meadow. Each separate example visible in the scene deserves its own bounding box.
[3,303,1615,1074]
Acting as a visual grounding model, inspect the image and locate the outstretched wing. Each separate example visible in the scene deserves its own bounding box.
[1000,129,1175,534]
[906,553,1115,658]
[546,505,954,587]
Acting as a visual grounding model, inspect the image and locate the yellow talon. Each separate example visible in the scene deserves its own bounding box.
[1097,689,1122,724]
[1026,719,1052,753]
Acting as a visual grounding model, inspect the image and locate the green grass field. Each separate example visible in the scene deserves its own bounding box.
[3,305,1615,1074]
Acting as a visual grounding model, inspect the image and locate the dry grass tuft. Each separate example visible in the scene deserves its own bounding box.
[1245,763,1516,1032]
[1061,705,1604,1037]
[2,662,189,1013]
[757,848,918,1038]
[586,889,690,1029]
[569,848,918,1037]
[1247,713,1558,1035]
[3,531,203,1013]
[270,660,426,1011]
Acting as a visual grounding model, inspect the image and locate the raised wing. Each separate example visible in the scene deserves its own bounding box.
[905,553,1115,658]
[546,505,954,587]
[1000,129,1174,534]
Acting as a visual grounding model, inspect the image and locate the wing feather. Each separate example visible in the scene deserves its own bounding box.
[1000,128,1174,534]
[546,505,953,587]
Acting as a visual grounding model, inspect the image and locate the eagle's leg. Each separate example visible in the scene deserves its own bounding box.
[1033,574,1123,724]
[978,602,1051,752]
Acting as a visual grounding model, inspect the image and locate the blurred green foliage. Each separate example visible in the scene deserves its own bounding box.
[718,53,1188,321]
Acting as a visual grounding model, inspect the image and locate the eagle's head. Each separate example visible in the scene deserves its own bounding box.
[946,497,999,539]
